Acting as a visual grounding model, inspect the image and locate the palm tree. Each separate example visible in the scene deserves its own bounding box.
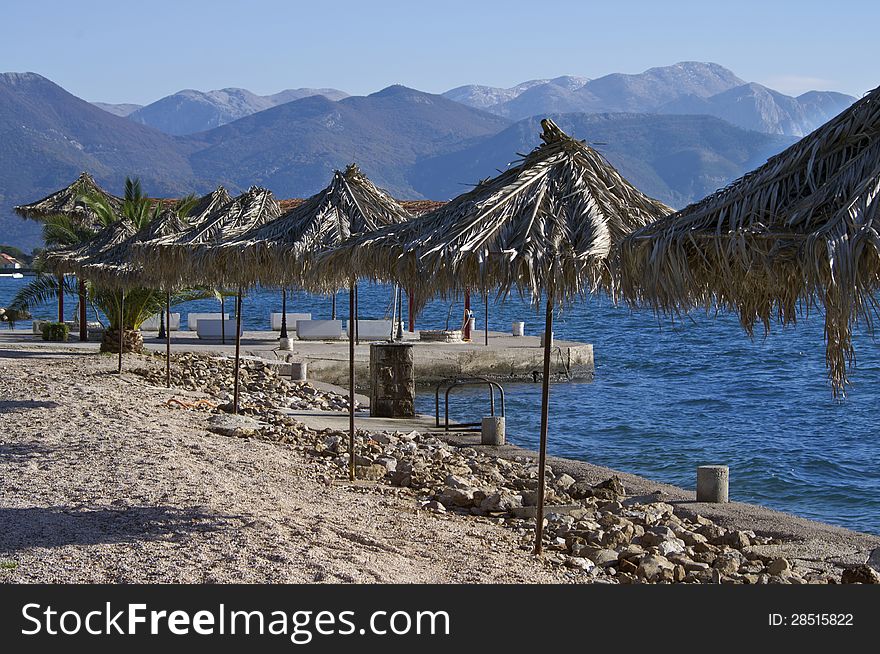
[11,178,211,353]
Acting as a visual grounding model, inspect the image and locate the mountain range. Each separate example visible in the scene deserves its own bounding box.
[122,86,349,135]
[1,62,853,251]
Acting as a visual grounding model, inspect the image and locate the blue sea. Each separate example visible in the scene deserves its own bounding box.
[2,275,879,535]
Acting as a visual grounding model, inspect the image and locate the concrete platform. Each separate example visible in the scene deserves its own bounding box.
[0,328,593,389]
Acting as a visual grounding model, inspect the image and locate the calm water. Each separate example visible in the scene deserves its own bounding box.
[2,275,879,534]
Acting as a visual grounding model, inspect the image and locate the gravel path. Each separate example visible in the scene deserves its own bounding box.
[0,350,571,583]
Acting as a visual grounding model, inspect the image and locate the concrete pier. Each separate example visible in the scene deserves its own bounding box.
[126,330,594,389]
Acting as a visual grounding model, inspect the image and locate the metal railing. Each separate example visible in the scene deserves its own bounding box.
[434,376,505,432]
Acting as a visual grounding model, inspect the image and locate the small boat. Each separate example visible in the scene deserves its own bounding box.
[0,272,24,279]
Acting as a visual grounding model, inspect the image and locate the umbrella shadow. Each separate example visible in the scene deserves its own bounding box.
[0,505,239,553]
[0,350,87,360]
[0,441,53,460]
[0,400,59,413]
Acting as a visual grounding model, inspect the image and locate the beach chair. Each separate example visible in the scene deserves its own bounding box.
[196,318,241,340]
[345,319,393,340]
[187,312,230,331]
[295,319,344,340]
[271,312,311,331]
[140,313,181,331]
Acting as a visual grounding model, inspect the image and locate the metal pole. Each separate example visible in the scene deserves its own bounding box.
[533,295,554,556]
[233,290,243,414]
[117,290,124,374]
[463,288,471,340]
[157,305,166,340]
[57,274,64,322]
[165,291,171,388]
[354,284,359,345]
[396,286,404,340]
[78,279,87,342]
[280,289,288,339]
[220,294,226,345]
[484,292,489,346]
[390,284,398,341]
[331,294,337,320]
[349,281,356,482]
[408,288,415,332]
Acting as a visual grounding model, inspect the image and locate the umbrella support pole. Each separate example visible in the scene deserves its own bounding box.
[354,284,359,345]
[485,293,489,346]
[117,290,124,374]
[165,291,171,388]
[533,295,554,556]
[233,290,243,414]
[57,275,64,323]
[221,295,226,345]
[390,285,398,341]
[408,288,415,332]
[78,279,87,342]
[332,295,337,320]
[280,289,288,339]
[349,282,356,482]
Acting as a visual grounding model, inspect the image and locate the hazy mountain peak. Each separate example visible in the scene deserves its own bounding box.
[127,85,349,135]
[91,102,143,117]
[0,71,47,85]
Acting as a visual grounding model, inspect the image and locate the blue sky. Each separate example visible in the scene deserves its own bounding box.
[2,0,877,103]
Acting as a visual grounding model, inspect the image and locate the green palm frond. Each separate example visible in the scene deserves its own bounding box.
[8,273,78,312]
[41,213,96,249]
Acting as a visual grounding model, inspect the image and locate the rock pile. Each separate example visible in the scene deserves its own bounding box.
[134,352,353,413]
[208,414,856,585]
[131,354,873,585]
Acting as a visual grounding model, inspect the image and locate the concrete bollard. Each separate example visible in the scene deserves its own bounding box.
[290,361,307,382]
[696,465,729,503]
[279,336,294,351]
[512,321,525,337]
[481,416,505,445]
[540,331,554,348]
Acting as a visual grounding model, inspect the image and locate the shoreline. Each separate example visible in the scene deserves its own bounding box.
[1,343,878,584]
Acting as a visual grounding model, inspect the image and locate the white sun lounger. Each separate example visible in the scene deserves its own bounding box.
[196,318,241,340]
[187,312,230,331]
[345,319,394,340]
[141,313,181,331]
[295,319,344,340]
[271,312,312,331]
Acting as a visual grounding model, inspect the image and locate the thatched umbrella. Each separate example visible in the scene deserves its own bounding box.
[620,86,880,395]
[43,218,139,371]
[216,164,412,479]
[136,186,282,412]
[72,187,232,288]
[63,187,232,383]
[319,120,672,551]
[14,172,122,333]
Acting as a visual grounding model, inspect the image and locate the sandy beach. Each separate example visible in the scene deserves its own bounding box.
[0,348,574,583]
[1,344,878,584]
